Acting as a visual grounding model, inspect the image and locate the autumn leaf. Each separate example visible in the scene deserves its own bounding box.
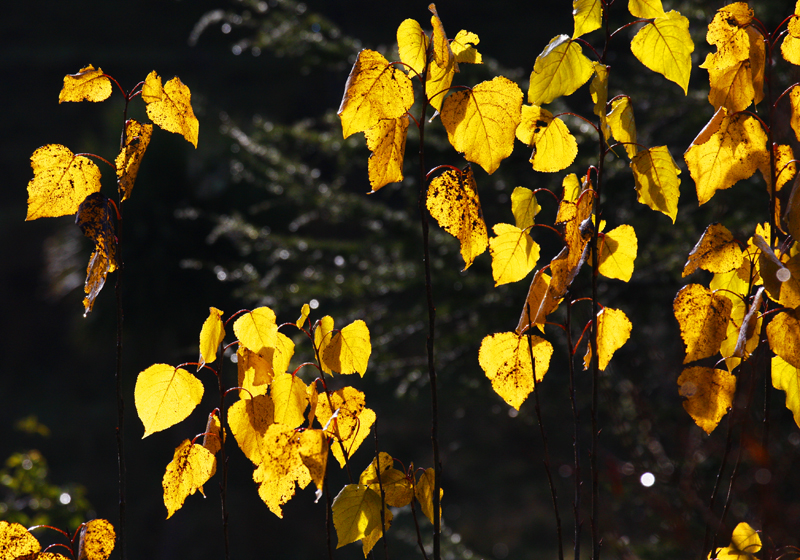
[510,186,540,230]
[441,76,522,174]
[630,146,680,222]
[583,307,632,370]
[590,63,610,140]
[478,331,554,410]
[361,506,392,557]
[272,332,295,375]
[784,18,800,65]
[115,119,152,202]
[516,269,557,334]
[59,65,112,103]
[760,252,800,308]
[607,96,638,159]
[298,429,329,492]
[135,364,204,437]
[323,319,372,376]
[252,423,311,517]
[719,290,762,370]
[528,35,594,105]
[316,386,376,468]
[162,439,216,518]
[563,173,581,202]
[790,86,800,142]
[596,224,638,282]
[630,11,694,94]
[426,166,488,269]
[489,223,541,286]
[76,193,118,316]
[198,307,225,370]
[673,284,733,363]
[678,366,736,434]
[271,372,308,428]
[516,105,578,173]
[315,315,336,375]
[415,468,443,525]
[713,521,761,559]
[25,144,102,221]
[748,26,766,105]
[234,307,278,354]
[228,394,274,464]
[429,4,454,72]
[141,71,198,147]
[360,452,413,507]
[767,310,800,369]
[572,0,602,39]
[77,519,115,560]
[704,58,755,113]
[769,144,796,193]
[628,0,665,18]
[365,116,408,191]
[682,223,743,277]
[452,30,482,65]
[0,521,41,559]
[202,411,223,456]
[772,355,800,428]
[296,303,310,328]
[703,3,753,70]
[396,19,428,77]
[237,347,272,397]
[332,484,383,549]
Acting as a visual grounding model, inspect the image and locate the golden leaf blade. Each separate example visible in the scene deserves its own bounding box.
[767,310,800,369]
[115,119,152,202]
[199,307,225,369]
[202,411,223,456]
[426,54,456,113]
[528,35,594,105]
[76,193,118,316]
[441,76,523,174]
[272,331,295,375]
[77,519,116,560]
[630,146,680,222]
[772,355,800,428]
[296,303,310,328]
[628,0,665,18]
[572,0,602,39]
[597,224,638,282]
[237,346,273,397]
[748,27,766,105]
[607,96,638,158]
[396,19,428,77]
[142,71,199,147]
[714,522,762,559]
[228,394,275,464]
[426,166,488,270]
[630,11,694,94]
[59,65,112,103]
[429,4,454,71]
[338,49,414,138]
[510,186,540,231]
[359,453,414,508]
[782,16,800,65]
[719,294,762,371]
[583,307,632,370]
[682,223,743,277]
[365,116,408,192]
[673,284,733,363]
[516,105,578,173]
[590,63,610,140]
[25,144,102,221]
[315,315,336,375]
[489,223,540,286]
[298,429,329,492]
[704,57,754,112]
[771,144,796,193]
[323,320,372,376]
[478,331,554,410]
[162,440,216,518]
[332,484,383,549]
[415,468,443,525]
[253,423,311,518]
[361,506,392,557]
[234,306,278,354]
[516,269,557,334]
[0,521,41,559]
[315,386,375,468]
[451,30,482,64]
[271,372,308,428]
[135,364,204,438]
[703,4,753,70]
[678,366,735,434]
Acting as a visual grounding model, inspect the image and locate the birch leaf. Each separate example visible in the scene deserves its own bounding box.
[396,19,428,76]
[415,468,443,525]
[628,0,665,18]
[76,193,118,316]
[298,429,329,492]
[572,0,602,39]
[516,269,556,334]
[228,394,274,464]
[237,346,273,398]
[162,440,216,518]
[135,364,204,438]
[234,307,278,354]
[767,310,800,369]
[597,224,638,282]
[59,65,112,103]
[673,284,733,363]
[451,30,482,64]
[510,186,540,230]
[142,71,199,147]
[25,144,102,220]
[715,522,761,559]
[703,3,753,70]
[315,387,376,468]
[630,146,680,222]
[365,116,408,192]
[678,366,736,434]
[115,119,152,202]
[583,307,632,370]
[630,11,694,94]
[682,223,743,277]
[590,63,610,140]
[77,519,115,560]
[516,105,578,173]
[323,320,372,376]
[332,484,382,549]
[489,223,540,286]
[199,307,225,369]
[528,35,594,105]
[608,97,638,158]
[253,423,311,518]
[271,372,308,428]
[315,315,336,375]
[0,521,41,559]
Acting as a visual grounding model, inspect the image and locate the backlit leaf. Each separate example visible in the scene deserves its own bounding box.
[563,173,581,202]
[718,295,761,371]
[759,252,800,309]
[790,86,800,142]
[296,303,310,328]
[162,440,216,518]
[115,119,152,202]
[590,63,610,140]
[770,144,796,193]
[441,76,523,174]
[607,96,638,158]
[199,307,225,369]
[234,307,278,354]
[415,468,443,525]
[630,11,693,94]
[528,35,594,105]
[583,307,632,370]
[298,429,329,492]
[451,30,482,64]
[427,5,456,112]
[429,4,453,71]
[478,331,554,410]
[316,386,376,468]
[426,165,488,270]
[361,506,392,557]
[77,519,115,560]
[630,146,680,222]
[516,269,556,334]
[767,310,800,369]
[142,71,198,147]
[323,320,372,376]
[25,144,102,220]
[782,16,800,65]
[714,522,761,559]
[703,3,753,70]
[315,315,336,374]
[772,355,800,428]
[489,223,540,286]
[59,65,112,103]
[332,484,382,548]
[0,521,41,559]
[237,346,272,397]
[748,27,766,105]
[253,423,311,518]
[572,0,602,39]
[76,193,118,316]
[365,116,408,192]
[228,394,274,464]
[678,366,735,434]
[673,284,733,363]
[135,364,204,438]
[597,224,638,282]
[703,57,754,112]
[360,453,414,508]
[271,372,308,428]
[338,49,414,138]
[682,223,743,277]
[511,186,540,230]
[516,105,577,173]
[272,331,295,375]
[396,19,428,77]
[628,0,665,18]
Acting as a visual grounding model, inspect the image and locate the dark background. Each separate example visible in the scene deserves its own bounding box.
[2,1,800,559]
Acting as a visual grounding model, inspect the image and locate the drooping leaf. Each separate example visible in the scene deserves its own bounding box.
[703,3,753,70]
[76,193,118,316]
[396,19,428,77]
[478,331,554,410]
[772,355,800,428]
[296,303,310,329]
[489,223,540,286]
[135,364,204,438]
[682,223,743,277]
[271,372,308,428]
[365,116,408,192]
[252,423,311,518]
[315,386,376,468]
[719,293,761,371]
[630,11,694,94]
[510,186,540,230]
[703,58,755,113]
[25,144,102,221]
[361,506,392,557]
[234,307,278,354]
[714,521,762,559]
[415,468,443,525]
[767,310,800,369]
[630,146,680,222]
[202,411,223,456]
[426,5,456,112]
[516,269,557,334]
[141,71,198,147]
[237,346,273,397]
[451,30,482,64]
[770,144,796,193]
[77,519,115,560]
[429,4,453,71]
[596,224,638,281]
[228,394,274,464]
[198,307,225,370]
[590,63,610,140]
[528,35,594,105]
[583,307,632,370]
[338,49,414,138]
[115,119,152,202]
[628,0,665,18]
[315,315,336,375]
[359,453,414,508]
[516,105,578,173]
[673,284,733,363]
[59,65,112,103]
[677,366,736,434]
[0,521,41,559]
[426,165,488,270]
[572,0,602,38]
[331,484,383,549]
[323,319,372,376]
[162,439,216,518]
[607,97,638,158]
[298,429,329,492]
[441,76,523,174]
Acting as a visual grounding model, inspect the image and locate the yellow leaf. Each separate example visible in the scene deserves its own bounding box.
[630,146,680,222]
[771,144,796,193]
[234,306,278,354]
[142,71,198,148]
[684,108,768,205]
[338,49,414,139]
[0,521,41,559]
[298,429,329,492]
[451,30,482,64]
[332,484,383,548]
[590,63,610,140]
[759,251,800,308]
[316,386,376,468]
[529,35,593,105]
[315,315,336,375]
[782,17,800,65]
[489,223,540,286]
[296,303,310,328]
[748,27,766,105]
[441,76,523,174]
[115,119,152,202]
[253,423,311,518]
[361,506,392,557]
[767,310,800,369]
[365,116,408,192]
[516,269,557,334]
[772,355,800,428]
[682,223,743,277]
[790,86,800,142]
[714,521,762,559]
[673,284,733,363]
[396,19,428,77]
[202,411,223,456]
[678,366,736,434]
[563,173,581,202]
[710,260,751,300]
[429,4,454,71]
[307,383,319,427]
[630,11,693,94]
[583,307,632,370]
[607,96,638,158]
[77,519,115,560]
[76,193,118,316]
[323,319,372,376]
[162,440,216,518]
[415,468,443,525]
[59,65,112,103]
[426,54,456,113]
[704,57,754,112]
[478,331,554,410]
[360,453,414,508]
[703,3,753,70]
[426,166,488,270]
[135,364,203,438]
[597,224,638,282]
[25,144,102,221]
[199,307,225,369]
[628,0,665,18]
[271,372,308,428]
[572,0,602,39]
[511,186,540,230]
[516,105,577,173]
[237,346,272,397]
[272,331,295,375]
[228,394,274,464]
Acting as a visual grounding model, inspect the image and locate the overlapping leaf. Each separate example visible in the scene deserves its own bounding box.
[673,284,733,363]
[162,439,216,518]
[678,366,736,434]
[141,71,199,147]
[516,105,577,173]
[703,3,753,70]
[772,355,800,428]
[315,315,336,374]
[271,372,308,428]
[115,119,152,202]
[596,224,638,281]
[323,319,372,376]
[415,468,443,525]
[59,65,112,103]
[583,307,632,370]
[253,423,311,518]
[489,223,540,286]
[607,96,637,158]
[76,193,118,316]
[234,307,278,354]
[298,429,329,492]
[25,144,102,220]
[315,386,376,468]
[630,11,694,94]
[528,35,594,105]
[516,269,557,334]
[365,116,408,191]
[682,223,743,277]
[510,186,540,230]
[714,521,761,559]
[77,519,116,560]
[628,0,665,18]
[451,30,482,64]
[237,347,273,397]
[0,521,41,559]
[767,310,800,369]
[228,394,275,464]
[331,484,383,549]
[631,147,680,223]
[784,16,800,65]
[135,364,204,437]
[199,307,225,369]
[590,63,610,140]
[396,19,428,76]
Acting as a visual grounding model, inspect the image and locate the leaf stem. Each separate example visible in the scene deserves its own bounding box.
[566,301,582,560]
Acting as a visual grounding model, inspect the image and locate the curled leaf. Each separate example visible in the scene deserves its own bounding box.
[199,307,225,369]
[115,119,152,202]
[76,193,118,316]
[583,307,632,370]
